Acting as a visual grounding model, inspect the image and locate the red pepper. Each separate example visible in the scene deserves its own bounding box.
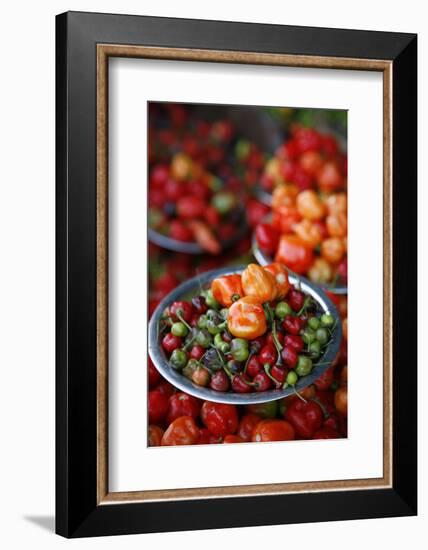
[237,414,262,442]
[312,426,340,439]
[197,428,222,445]
[148,390,169,424]
[166,392,201,425]
[148,358,161,388]
[275,235,314,275]
[161,416,200,446]
[252,419,295,442]
[314,366,335,391]
[201,402,239,437]
[169,300,193,322]
[285,398,323,439]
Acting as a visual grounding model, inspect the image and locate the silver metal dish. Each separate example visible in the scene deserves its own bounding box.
[148,266,342,405]
[251,215,348,295]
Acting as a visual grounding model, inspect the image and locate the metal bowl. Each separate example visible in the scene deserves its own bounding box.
[148,266,342,405]
[251,215,348,295]
[148,205,248,254]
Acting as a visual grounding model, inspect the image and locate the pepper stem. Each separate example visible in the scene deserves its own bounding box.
[176,309,192,331]
[263,363,279,384]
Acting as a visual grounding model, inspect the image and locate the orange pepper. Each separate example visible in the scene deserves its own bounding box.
[227,296,267,339]
[321,237,346,264]
[272,183,299,210]
[308,257,333,284]
[211,274,243,307]
[170,152,193,181]
[324,192,347,216]
[334,386,348,417]
[263,263,290,300]
[326,212,347,238]
[296,190,326,221]
[293,219,322,248]
[241,263,277,303]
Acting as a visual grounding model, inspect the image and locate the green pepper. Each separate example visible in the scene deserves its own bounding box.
[308,316,320,330]
[320,313,334,328]
[170,349,188,370]
[213,333,230,354]
[230,338,249,362]
[197,314,208,329]
[308,340,321,359]
[204,289,220,310]
[302,328,316,345]
[275,301,292,319]
[316,327,329,345]
[295,355,313,376]
[211,191,236,215]
[235,139,251,160]
[286,370,298,386]
[171,321,188,337]
[195,329,212,348]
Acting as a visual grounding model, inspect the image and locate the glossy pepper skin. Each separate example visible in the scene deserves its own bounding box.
[251,419,295,442]
[200,402,239,437]
[161,416,200,446]
[211,274,243,307]
[263,262,290,300]
[166,392,201,424]
[241,263,277,303]
[227,296,267,339]
[275,235,314,275]
[285,398,323,439]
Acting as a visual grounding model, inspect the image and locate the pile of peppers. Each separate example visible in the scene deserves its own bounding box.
[158,262,337,394]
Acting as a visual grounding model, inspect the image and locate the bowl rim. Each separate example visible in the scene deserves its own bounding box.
[148,265,342,404]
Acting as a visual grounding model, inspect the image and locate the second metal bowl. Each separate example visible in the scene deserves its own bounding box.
[148,266,342,405]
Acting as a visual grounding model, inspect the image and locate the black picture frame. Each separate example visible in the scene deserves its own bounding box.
[56,11,417,538]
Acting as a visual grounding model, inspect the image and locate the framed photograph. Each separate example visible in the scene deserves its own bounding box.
[56,11,417,538]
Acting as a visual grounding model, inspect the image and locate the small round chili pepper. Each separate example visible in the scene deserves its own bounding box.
[230,338,249,362]
[209,370,230,392]
[161,333,183,354]
[170,349,188,370]
[281,345,298,368]
[295,355,313,376]
[275,301,292,319]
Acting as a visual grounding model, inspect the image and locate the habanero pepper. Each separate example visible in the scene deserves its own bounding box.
[263,262,290,300]
[227,296,267,340]
[241,263,277,303]
[161,416,200,446]
[211,273,243,307]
